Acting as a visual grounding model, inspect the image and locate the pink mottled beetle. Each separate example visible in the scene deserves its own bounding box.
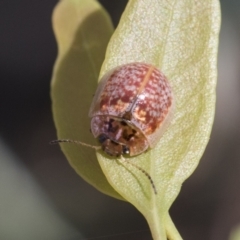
[51,62,174,194]
[89,62,174,157]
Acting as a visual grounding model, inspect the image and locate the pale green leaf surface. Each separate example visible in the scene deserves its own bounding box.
[97,0,221,239]
[229,225,240,240]
[51,0,221,239]
[51,0,123,199]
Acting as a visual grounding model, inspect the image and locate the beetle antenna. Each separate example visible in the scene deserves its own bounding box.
[50,139,101,151]
[120,155,157,195]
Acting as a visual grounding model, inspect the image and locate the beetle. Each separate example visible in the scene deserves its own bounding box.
[89,62,174,157]
[51,62,174,194]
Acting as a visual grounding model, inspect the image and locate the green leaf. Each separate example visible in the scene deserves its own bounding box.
[98,0,221,239]
[51,0,221,239]
[51,0,123,200]
[229,225,240,240]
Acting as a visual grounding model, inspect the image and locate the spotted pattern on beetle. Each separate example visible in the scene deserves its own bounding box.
[89,62,174,157]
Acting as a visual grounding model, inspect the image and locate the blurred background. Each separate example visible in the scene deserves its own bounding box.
[0,0,240,239]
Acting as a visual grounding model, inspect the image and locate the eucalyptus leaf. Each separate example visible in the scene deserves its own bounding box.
[51,0,123,199]
[51,0,221,239]
[98,0,221,239]
[229,225,240,240]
